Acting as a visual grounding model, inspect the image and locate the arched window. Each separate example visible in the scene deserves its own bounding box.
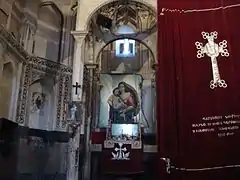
[115,25,135,57]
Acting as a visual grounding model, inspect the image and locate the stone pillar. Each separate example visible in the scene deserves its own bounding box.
[67,31,87,180]
[75,0,83,30]
[87,33,94,63]
[82,63,98,180]
[0,42,6,80]
[67,127,81,180]
[71,31,87,102]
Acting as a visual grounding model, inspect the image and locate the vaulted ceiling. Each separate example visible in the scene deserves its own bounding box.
[88,0,157,43]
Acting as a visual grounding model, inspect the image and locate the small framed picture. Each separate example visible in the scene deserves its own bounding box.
[66,101,82,122]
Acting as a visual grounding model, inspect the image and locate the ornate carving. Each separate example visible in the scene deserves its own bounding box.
[0,25,73,127]
[56,76,64,128]
[17,64,31,124]
[62,76,71,128]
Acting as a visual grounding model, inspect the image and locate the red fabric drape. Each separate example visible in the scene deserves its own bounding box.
[157,1,240,179]
[159,0,240,9]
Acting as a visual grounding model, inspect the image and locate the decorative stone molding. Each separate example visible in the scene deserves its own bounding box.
[17,64,31,124]
[84,63,98,70]
[71,30,87,42]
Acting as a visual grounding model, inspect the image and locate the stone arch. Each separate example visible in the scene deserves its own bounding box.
[28,77,56,130]
[84,0,156,32]
[96,37,156,66]
[34,1,63,62]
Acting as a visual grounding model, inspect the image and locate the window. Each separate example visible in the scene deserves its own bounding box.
[116,39,135,57]
[115,25,136,57]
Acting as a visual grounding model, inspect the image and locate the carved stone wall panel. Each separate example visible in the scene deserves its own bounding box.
[0,25,73,129]
[17,64,31,124]
[56,76,64,128]
[61,75,71,128]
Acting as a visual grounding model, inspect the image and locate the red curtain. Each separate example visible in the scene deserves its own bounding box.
[157,1,240,179]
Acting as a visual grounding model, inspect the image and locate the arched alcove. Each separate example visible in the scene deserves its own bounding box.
[0,62,14,119]
[34,3,63,62]
[28,78,56,130]
[95,39,156,132]
[97,38,155,76]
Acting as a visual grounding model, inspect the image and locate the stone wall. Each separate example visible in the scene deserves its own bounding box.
[0,118,70,180]
[0,0,75,65]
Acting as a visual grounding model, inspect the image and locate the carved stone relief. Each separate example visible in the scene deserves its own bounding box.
[0,25,72,129]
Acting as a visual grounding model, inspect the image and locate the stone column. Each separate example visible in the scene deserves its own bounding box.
[67,128,80,180]
[71,31,87,102]
[0,42,6,80]
[87,33,94,63]
[67,31,87,180]
[82,63,98,180]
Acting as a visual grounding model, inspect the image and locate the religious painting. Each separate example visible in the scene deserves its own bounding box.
[66,101,82,122]
[107,81,140,124]
[99,74,149,128]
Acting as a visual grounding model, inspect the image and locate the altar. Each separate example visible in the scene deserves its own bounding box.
[90,73,155,175]
[92,123,144,174]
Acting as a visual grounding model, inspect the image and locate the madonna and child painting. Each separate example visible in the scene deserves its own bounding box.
[99,74,143,127]
[107,81,140,124]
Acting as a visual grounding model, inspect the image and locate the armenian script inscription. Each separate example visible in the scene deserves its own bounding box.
[192,114,240,137]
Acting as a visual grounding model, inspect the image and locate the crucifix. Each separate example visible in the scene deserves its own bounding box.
[195,31,229,89]
[72,82,81,95]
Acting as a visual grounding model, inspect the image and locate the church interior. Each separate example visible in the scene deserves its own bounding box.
[1,0,240,180]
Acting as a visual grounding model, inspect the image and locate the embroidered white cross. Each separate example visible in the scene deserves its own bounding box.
[111,143,130,160]
[195,31,229,89]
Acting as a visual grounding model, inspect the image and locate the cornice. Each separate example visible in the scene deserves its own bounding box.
[71,30,87,41]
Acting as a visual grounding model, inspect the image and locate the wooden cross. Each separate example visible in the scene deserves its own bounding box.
[72,82,81,95]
